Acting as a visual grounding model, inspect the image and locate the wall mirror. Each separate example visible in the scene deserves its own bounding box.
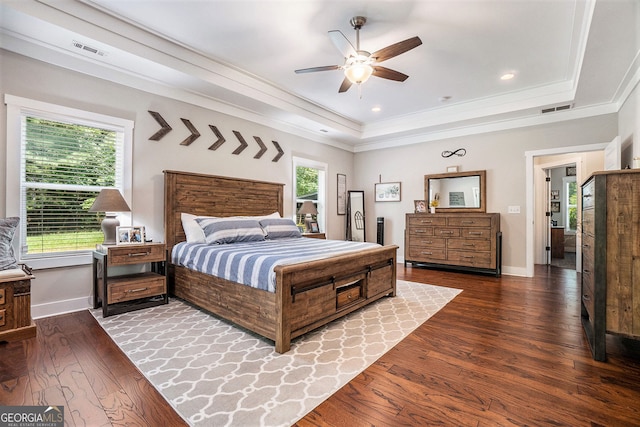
[424,170,486,213]
[346,191,365,242]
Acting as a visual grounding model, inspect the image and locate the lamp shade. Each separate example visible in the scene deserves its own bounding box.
[89,189,131,213]
[297,201,318,216]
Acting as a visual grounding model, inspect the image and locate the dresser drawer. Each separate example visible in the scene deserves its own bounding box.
[407,216,446,227]
[582,179,594,210]
[581,274,595,320]
[448,250,492,268]
[408,227,435,237]
[108,273,166,304]
[434,228,461,238]
[460,228,492,239]
[448,238,491,251]
[108,244,165,266]
[582,209,594,235]
[409,237,446,248]
[406,246,446,261]
[447,217,492,227]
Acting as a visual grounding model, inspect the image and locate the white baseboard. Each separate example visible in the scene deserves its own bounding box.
[32,296,92,319]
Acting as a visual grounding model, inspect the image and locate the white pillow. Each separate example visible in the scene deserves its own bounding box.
[181,213,208,243]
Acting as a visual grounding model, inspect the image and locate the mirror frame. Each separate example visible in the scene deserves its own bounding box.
[424,170,486,213]
[346,190,366,242]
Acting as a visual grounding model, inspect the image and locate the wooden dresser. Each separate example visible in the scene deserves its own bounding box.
[405,212,501,276]
[581,169,640,361]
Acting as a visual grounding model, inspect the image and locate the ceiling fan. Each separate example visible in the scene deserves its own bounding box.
[295,16,422,93]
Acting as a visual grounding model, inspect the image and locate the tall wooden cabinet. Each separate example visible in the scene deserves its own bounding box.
[581,169,640,361]
[405,212,501,276]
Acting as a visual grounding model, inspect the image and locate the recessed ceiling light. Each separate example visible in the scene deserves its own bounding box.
[439,96,452,102]
[501,72,515,80]
[371,106,381,112]
[319,129,328,133]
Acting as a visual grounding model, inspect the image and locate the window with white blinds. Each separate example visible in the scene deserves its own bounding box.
[5,95,133,267]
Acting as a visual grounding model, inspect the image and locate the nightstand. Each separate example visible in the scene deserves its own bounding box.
[92,242,168,317]
[0,265,36,342]
[303,233,326,239]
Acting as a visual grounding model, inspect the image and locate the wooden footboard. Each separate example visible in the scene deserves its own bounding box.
[274,245,397,353]
[169,245,397,353]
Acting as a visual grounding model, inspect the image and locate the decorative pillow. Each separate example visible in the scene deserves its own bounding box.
[181,213,209,243]
[0,217,20,271]
[182,212,280,243]
[196,217,266,244]
[260,218,302,239]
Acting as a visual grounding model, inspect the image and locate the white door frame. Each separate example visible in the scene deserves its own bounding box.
[525,142,608,277]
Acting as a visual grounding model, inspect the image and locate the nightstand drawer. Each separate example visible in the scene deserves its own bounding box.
[0,309,6,328]
[107,244,165,266]
[108,273,166,304]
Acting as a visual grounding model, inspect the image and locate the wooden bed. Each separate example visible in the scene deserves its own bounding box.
[164,170,398,353]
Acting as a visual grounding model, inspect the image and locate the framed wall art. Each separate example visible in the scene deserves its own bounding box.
[375,182,401,202]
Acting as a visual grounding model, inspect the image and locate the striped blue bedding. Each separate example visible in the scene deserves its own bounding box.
[171,237,381,292]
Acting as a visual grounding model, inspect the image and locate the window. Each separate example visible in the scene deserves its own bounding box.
[293,157,326,232]
[5,95,132,268]
[563,176,577,232]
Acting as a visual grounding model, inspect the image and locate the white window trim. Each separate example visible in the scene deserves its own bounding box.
[5,94,133,269]
[292,156,327,234]
[562,175,577,233]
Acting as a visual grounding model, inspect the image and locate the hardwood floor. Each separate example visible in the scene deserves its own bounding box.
[2,265,639,426]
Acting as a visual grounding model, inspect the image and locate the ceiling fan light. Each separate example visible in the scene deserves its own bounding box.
[345,63,373,84]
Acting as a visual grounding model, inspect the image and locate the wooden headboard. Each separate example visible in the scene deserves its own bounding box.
[163,170,284,251]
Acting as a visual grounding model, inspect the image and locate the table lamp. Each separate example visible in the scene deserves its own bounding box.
[297,201,318,232]
[89,189,131,245]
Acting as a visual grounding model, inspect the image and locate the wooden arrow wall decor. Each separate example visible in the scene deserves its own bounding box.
[272,141,284,162]
[180,118,201,146]
[208,125,226,150]
[231,130,248,155]
[253,137,267,159]
[148,111,172,141]
[147,111,285,162]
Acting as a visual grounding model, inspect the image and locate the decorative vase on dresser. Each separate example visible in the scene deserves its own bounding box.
[404,212,501,276]
[580,169,640,361]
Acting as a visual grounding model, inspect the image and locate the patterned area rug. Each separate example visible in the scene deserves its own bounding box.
[92,280,461,426]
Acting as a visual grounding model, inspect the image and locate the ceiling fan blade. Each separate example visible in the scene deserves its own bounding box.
[295,65,341,74]
[372,66,409,82]
[328,30,357,58]
[370,36,422,63]
[338,77,353,93]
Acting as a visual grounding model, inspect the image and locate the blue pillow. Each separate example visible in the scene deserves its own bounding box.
[0,217,19,270]
[260,218,302,239]
[196,217,265,244]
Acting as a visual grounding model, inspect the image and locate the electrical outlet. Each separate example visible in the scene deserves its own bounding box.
[508,205,521,214]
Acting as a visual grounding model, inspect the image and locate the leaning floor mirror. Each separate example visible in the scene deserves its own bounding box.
[346,190,365,242]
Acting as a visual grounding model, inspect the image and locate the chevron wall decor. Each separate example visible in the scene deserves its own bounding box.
[147,111,285,162]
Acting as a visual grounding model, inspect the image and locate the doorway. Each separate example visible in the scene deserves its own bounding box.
[524,142,608,277]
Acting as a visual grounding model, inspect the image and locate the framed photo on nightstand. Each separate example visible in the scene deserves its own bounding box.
[116,226,145,245]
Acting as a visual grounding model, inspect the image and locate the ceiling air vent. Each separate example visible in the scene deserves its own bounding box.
[72,40,107,57]
[541,104,572,114]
